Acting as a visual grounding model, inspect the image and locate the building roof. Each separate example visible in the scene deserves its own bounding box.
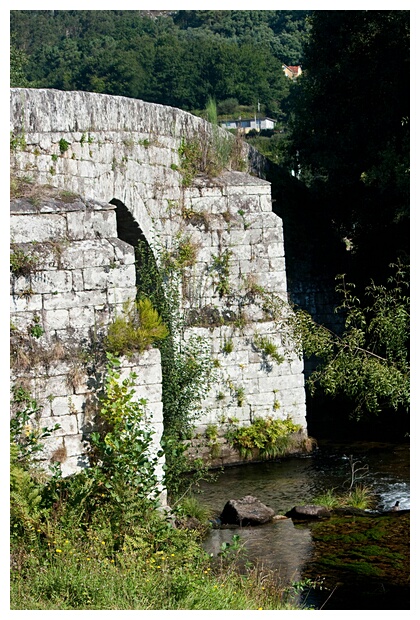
[282,64,302,78]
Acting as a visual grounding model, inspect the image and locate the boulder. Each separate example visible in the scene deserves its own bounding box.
[220,495,275,526]
[285,504,331,519]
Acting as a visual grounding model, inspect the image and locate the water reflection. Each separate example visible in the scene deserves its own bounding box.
[204,519,313,586]
[197,442,410,514]
[196,442,409,609]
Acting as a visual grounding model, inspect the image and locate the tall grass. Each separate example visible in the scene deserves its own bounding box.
[10,514,304,610]
[313,484,375,510]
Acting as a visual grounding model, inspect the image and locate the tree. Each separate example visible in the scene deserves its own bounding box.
[10,40,30,87]
[291,261,409,421]
[287,11,409,280]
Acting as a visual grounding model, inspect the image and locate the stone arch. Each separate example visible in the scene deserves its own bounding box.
[10,88,308,468]
[110,197,163,305]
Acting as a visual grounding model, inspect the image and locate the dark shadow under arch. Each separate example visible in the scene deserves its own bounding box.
[111,198,144,250]
[110,198,159,299]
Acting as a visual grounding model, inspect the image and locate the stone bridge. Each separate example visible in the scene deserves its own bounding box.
[10,88,307,485]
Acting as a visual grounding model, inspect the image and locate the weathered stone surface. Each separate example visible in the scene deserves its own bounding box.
[220,495,275,526]
[11,214,67,243]
[285,505,331,519]
[10,88,308,491]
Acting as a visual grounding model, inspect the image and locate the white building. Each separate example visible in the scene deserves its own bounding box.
[220,117,276,134]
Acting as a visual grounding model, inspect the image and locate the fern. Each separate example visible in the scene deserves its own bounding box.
[10,446,46,542]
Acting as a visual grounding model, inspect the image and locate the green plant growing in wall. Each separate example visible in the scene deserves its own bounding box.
[29,315,43,339]
[222,337,234,354]
[204,97,235,176]
[178,138,202,187]
[210,249,233,298]
[10,245,39,277]
[11,385,60,466]
[181,205,211,232]
[237,208,251,230]
[235,385,246,407]
[253,334,285,365]
[162,235,199,271]
[205,423,221,458]
[226,417,301,460]
[105,298,169,357]
[135,235,219,499]
[10,130,26,151]
[59,138,70,154]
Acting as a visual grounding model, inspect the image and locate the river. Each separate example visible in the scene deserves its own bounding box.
[195,440,410,610]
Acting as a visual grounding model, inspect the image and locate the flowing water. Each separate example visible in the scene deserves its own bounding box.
[195,441,410,610]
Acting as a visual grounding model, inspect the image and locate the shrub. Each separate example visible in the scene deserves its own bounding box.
[175,495,213,524]
[10,245,39,277]
[226,417,301,460]
[105,298,168,357]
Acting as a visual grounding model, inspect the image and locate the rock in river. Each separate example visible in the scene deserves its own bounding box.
[285,504,331,519]
[220,495,275,526]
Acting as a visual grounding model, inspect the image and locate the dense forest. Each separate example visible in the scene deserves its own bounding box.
[10,10,409,434]
[10,10,310,117]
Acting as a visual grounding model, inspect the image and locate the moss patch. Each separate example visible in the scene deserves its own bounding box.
[303,512,409,601]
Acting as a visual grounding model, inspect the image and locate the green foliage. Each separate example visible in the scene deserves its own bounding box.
[10,244,39,277]
[104,298,169,357]
[10,130,26,151]
[222,337,234,354]
[10,445,48,543]
[8,356,305,611]
[205,424,221,458]
[10,387,60,543]
[288,10,409,268]
[210,249,232,297]
[178,138,202,187]
[135,236,218,498]
[313,485,374,511]
[204,97,238,175]
[10,37,30,87]
[290,262,409,418]
[174,495,213,524]
[311,488,341,510]
[253,335,284,365]
[162,235,198,270]
[235,386,246,408]
[58,138,70,154]
[10,385,60,465]
[10,516,302,609]
[346,485,375,510]
[89,353,160,516]
[226,417,301,460]
[29,315,44,339]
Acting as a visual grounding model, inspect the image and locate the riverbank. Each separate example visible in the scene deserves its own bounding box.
[10,498,303,610]
[197,441,410,610]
